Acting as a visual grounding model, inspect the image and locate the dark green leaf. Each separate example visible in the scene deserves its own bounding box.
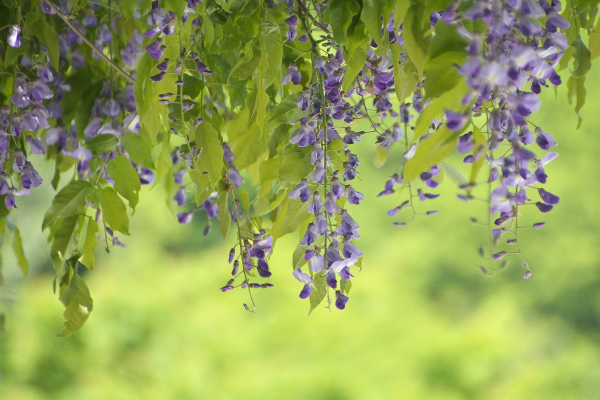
[42,180,92,231]
[326,0,357,45]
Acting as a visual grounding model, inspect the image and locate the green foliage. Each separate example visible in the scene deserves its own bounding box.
[42,181,92,231]
[107,157,141,213]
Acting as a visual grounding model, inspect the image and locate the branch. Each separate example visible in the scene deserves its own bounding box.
[42,0,135,83]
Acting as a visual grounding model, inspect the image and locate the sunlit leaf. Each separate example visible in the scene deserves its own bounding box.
[97,187,130,235]
[43,181,92,231]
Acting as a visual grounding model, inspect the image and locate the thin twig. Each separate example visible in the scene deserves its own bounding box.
[43,0,135,83]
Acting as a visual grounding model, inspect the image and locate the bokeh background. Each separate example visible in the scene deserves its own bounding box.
[1,65,600,399]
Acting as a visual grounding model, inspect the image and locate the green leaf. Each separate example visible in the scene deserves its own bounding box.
[441,162,467,186]
[423,20,468,99]
[309,272,329,315]
[58,262,93,337]
[343,44,368,93]
[122,133,155,169]
[279,147,313,186]
[217,191,231,238]
[589,16,600,61]
[190,169,212,205]
[404,126,464,182]
[269,92,302,122]
[262,17,283,88]
[567,75,587,128]
[259,157,284,183]
[164,0,187,20]
[11,226,28,276]
[108,156,141,212]
[414,80,469,140]
[361,0,388,46]
[292,245,307,270]
[326,0,357,45]
[373,145,389,168]
[272,198,311,239]
[119,0,138,19]
[196,123,224,185]
[25,13,60,70]
[391,44,415,103]
[403,4,431,77]
[50,215,79,274]
[572,38,592,77]
[43,180,92,231]
[80,219,98,271]
[97,187,130,235]
[84,134,119,155]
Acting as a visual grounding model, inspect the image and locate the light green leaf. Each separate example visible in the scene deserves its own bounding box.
[567,75,586,128]
[11,227,28,276]
[269,92,302,122]
[108,156,141,212]
[262,17,283,88]
[403,4,431,77]
[343,44,368,93]
[164,0,187,20]
[50,215,79,274]
[43,180,92,231]
[260,157,284,183]
[197,123,224,185]
[122,133,155,169]
[292,245,307,271]
[404,126,464,182]
[373,146,389,168]
[190,169,212,205]
[589,16,600,61]
[309,272,329,315]
[414,80,469,140]
[80,219,98,271]
[84,134,119,155]
[217,191,231,238]
[272,198,311,239]
[97,187,130,235]
[441,162,467,186]
[279,147,313,186]
[361,0,388,46]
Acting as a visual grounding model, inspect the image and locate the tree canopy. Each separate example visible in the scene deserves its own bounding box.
[0,0,596,336]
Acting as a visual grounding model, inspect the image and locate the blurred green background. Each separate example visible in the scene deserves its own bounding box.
[1,67,600,400]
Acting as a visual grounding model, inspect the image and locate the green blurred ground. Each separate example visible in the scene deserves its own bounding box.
[1,69,600,399]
